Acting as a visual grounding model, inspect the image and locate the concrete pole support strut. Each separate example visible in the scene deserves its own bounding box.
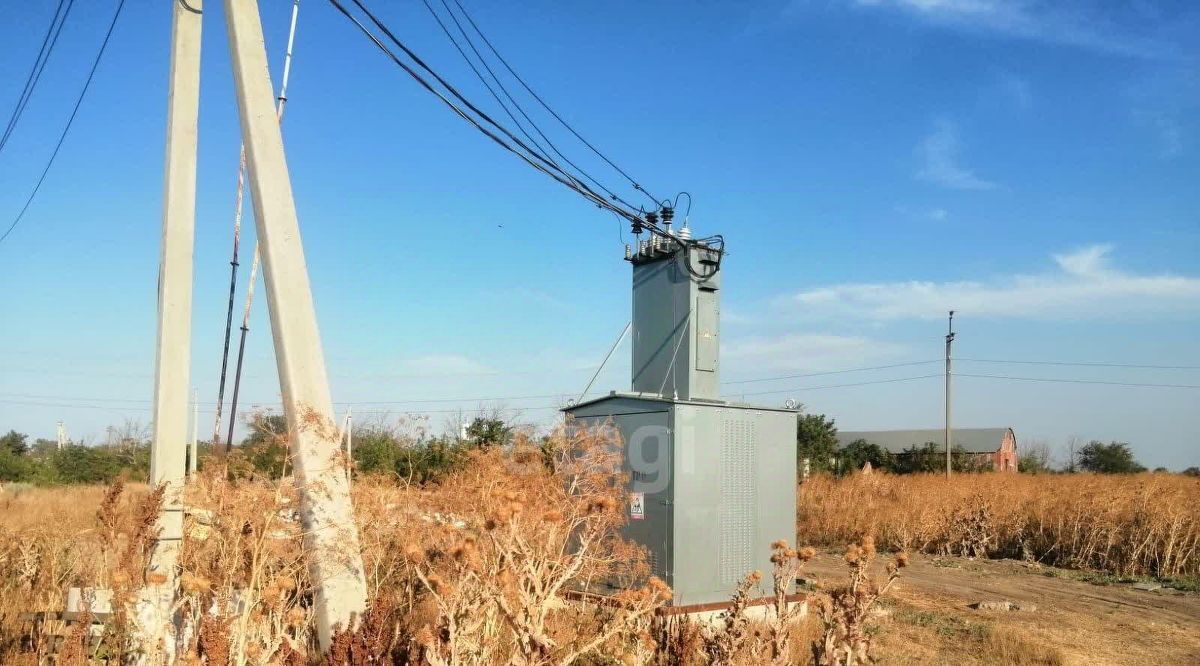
[224,0,368,651]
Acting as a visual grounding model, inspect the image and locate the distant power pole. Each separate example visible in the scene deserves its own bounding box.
[944,310,955,478]
[343,406,353,484]
[56,421,66,450]
[190,388,199,476]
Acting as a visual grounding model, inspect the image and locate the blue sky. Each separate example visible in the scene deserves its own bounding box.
[0,0,1197,468]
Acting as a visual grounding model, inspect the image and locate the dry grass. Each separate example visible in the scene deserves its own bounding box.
[0,428,837,665]
[798,472,1200,578]
[875,602,1066,666]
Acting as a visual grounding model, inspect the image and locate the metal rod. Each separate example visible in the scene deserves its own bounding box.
[578,321,630,404]
[224,0,299,452]
[659,310,692,398]
[210,163,244,451]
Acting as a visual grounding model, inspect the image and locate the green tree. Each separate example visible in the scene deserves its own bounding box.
[1077,441,1146,474]
[0,448,33,482]
[238,414,290,478]
[796,412,839,473]
[837,438,895,474]
[1018,439,1054,474]
[51,445,124,484]
[353,427,402,474]
[1,430,28,456]
[395,438,466,485]
[465,417,511,449]
[1183,467,1200,478]
[894,442,989,474]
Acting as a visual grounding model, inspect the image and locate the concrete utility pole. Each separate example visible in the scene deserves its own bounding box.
[944,310,955,478]
[148,0,203,655]
[56,421,66,450]
[225,0,367,650]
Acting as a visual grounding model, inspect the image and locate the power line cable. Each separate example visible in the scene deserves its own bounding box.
[0,0,126,247]
[329,0,643,226]
[957,358,1200,371]
[0,389,576,406]
[416,0,580,196]
[956,373,1200,389]
[329,0,698,257]
[12,357,1198,407]
[721,360,942,385]
[0,0,76,154]
[8,369,1199,418]
[0,397,565,416]
[425,0,645,212]
[448,0,661,206]
[738,374,943,397]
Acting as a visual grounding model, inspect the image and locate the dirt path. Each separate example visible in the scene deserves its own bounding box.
[801,552,1200,665]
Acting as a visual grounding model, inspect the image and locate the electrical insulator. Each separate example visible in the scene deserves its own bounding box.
[631,218,644,236]
[624,244,632,260]
[646,211,659,226]
[661,207,674,224]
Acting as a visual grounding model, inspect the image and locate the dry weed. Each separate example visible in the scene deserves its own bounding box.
[799,472,1200,577]
[812,537,907,665]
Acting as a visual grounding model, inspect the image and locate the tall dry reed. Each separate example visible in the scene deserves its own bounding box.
[798,472,1200,577]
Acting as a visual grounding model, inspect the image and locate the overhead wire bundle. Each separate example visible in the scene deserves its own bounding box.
[0,0,77,155]
[0,0,126,246]
[326,0,722,275]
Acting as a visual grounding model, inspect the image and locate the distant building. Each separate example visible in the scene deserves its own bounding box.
[836,428,1018,473]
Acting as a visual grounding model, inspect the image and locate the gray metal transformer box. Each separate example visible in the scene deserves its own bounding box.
[565,393,797,606]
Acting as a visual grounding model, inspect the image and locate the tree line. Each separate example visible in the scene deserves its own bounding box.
[3,411,1193,485]
[794,412,1193,476]
[0,414,516,486]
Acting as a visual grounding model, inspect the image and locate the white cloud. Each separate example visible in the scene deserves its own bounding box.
[779,245,1200,321]
[848,0,1187,59]
[723,333,909,372]
[915,119,996,190]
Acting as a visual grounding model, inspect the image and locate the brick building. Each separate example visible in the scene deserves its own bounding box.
[835,427,1018,472]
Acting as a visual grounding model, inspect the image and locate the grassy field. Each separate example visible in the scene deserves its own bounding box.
[798,471,1200,579]
[2,451,1197,664]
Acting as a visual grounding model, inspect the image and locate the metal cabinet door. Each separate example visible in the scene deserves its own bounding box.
[618,410,673,585]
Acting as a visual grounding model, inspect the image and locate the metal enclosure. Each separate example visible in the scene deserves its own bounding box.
[567,394,797,605]
[632,244,722,401]
[564,236,797,606]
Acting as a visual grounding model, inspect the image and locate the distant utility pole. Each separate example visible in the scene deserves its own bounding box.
[343,406,353,483]
[190,388,199,476]
[225,0,367,649]
[944,310,955,479]
[56,421,66,450]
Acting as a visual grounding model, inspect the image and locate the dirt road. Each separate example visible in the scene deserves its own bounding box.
[801,552,1200,665]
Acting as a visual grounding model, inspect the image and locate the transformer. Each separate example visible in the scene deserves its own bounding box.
[564,236,797,606]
